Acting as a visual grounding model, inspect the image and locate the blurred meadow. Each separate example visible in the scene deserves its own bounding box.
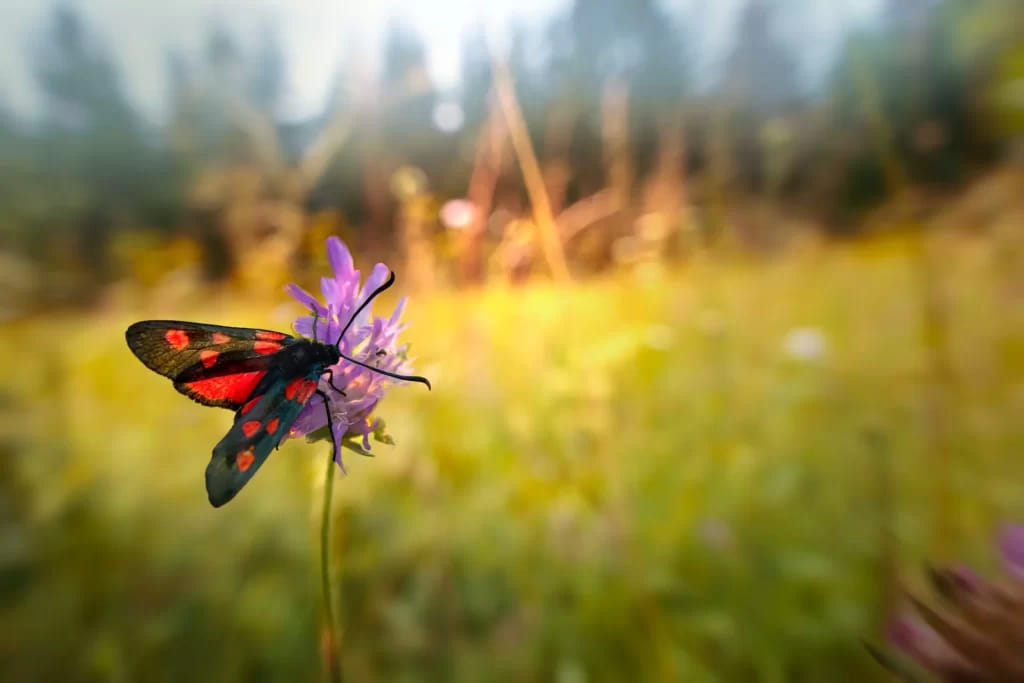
[2,1,1024,681]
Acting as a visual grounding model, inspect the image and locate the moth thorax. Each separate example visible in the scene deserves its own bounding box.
[277,340,338,374]
[313,342,342,366]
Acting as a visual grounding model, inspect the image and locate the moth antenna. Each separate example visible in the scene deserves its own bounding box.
[338,352,432,390]
[330,270,431,391]
[334,271,396,348]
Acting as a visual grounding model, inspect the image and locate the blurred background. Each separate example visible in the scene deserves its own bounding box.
[1,0,1023,680]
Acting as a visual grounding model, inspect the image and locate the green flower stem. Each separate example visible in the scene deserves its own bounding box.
[321,449,341,683]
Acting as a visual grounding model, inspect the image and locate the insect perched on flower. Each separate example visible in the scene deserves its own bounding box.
[126,237,430,507]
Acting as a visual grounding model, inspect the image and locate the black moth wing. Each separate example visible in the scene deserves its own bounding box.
[126,320,295,378]
[126,320,296,410]
[205,368,324,507]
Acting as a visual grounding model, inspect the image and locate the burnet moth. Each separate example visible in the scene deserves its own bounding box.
[126,271,430,507]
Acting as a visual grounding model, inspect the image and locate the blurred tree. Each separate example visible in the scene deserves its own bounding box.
[0,109,45,255]
[0,108,52,312]
[168,22,358,291]
[458,31,493,139]
[1,0,1021,300]
[819,0,1017,224]
[946,0,1024,144]
[366,21,436,238]
[29,4,180,295]
[168,27,259,279]
[451,31,502,284]
[248,27,286,114]
[542,0,689,266]
[305,66,368,231]
[549,0,688,199]
[719,0,801,195]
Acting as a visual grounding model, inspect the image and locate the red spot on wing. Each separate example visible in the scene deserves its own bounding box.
[185,371,266,404]
[297,380,318,404]
[240,395,261,415]
[236,447,255,472]
[165,329,189,350]
[242,420,261,438]
[212,332,231,345]
[256,330,287,341]
[200,349,219,368]
[254,341,282,355]
[265,417,280,434]
[284,377,304,400]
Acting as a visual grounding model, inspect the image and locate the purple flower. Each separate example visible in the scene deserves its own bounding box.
[886,615,974,677]
[928,564,984,604]
[874,522,1024,681]
[283,237,421,470]
[998,523,1024,581]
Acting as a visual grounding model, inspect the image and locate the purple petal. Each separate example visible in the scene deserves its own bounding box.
[886,615,956,672]
[943,564,984,598]
[947,565,983,594]
[366,318,386,353]
[330,414,348,472]
[287,283,326,316]
[389,297,407,326]
[345,396,379,415]
[294,316,315,338]
[320,303,338,344]
[999,523,1024,579]
[341,415,374,451]
[327,237,354,280]
[362,263,390,297]
[323,315,343,347]
[887,615,923,653]
[290,396,328,437]
[341,271,359,300]
[321,276,339,306]
[339,323,369,350]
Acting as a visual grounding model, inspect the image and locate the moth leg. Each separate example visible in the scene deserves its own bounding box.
[316,388,337,454]
[323,367,346,397]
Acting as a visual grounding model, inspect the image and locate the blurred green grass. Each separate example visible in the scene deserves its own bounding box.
[2,236,1022,682]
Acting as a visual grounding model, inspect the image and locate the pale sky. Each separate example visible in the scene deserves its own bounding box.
[0,0,882,122]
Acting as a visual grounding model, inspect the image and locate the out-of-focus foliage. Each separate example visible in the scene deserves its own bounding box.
[12,7,182,294]
[2,236,1023,681]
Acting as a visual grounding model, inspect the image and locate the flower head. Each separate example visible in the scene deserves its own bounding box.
[874,522,1024,681]
[884,614,977,679]
[999,523,1024,580]
[284,237,422,470]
